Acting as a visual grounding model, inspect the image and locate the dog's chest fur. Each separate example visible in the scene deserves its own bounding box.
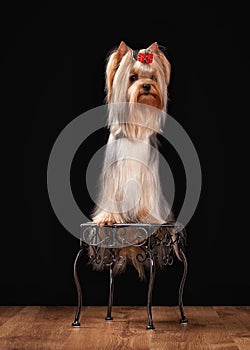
[100,134,165,222]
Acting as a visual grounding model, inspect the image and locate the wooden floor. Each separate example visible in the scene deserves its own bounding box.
[0,306,249,350]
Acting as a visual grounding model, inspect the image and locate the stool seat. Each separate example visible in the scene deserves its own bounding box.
[72,222,188,330]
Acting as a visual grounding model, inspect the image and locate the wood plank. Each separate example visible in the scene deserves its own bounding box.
[129,306,238,350]
[62,306,145,350]
[62,306,239,350]
[0,306,25,326]
[0,306,74,350]
[215,306,250,350]
[0,306,248,350]
[181,306,238,350]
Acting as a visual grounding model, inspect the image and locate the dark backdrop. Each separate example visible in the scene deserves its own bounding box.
[1,3,249,306]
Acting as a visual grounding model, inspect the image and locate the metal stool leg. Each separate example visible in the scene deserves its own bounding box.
[146,252,156,330]
[178,248,188,324]
[72,244,84,327]
[105,263,114,321]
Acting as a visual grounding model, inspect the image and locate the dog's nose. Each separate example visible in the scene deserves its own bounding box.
[143,83,151,91]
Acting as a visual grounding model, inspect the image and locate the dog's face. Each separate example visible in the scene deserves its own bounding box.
[127,57,163,109]
[106,42,171,111]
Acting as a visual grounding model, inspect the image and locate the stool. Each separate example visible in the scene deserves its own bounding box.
[71,222,188,330]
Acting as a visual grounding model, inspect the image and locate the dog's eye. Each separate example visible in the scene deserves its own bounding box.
[151,75,156,81]
[130,75,138,82]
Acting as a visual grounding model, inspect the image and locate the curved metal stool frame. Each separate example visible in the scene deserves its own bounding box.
[72,222,188,330]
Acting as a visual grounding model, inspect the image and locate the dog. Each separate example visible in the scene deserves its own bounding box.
[90,41,176,278]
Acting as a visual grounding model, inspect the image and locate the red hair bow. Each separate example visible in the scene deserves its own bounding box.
[137,52,153,64]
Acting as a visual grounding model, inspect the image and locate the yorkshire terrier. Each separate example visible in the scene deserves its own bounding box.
[90,41,176,278]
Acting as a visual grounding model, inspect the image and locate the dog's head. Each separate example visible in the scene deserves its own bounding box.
[106,41,171,111]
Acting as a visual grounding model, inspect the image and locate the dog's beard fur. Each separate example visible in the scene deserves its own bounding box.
[90,42,174,278]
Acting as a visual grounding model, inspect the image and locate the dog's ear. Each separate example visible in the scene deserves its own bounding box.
[105,41,130,102]
[116,41,130,60]
[148,42,171,85]
[147,42,159,53]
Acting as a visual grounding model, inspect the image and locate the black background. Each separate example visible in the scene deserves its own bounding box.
[1,3,249,307]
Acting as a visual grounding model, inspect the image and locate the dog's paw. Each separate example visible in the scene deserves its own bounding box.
[92,214,117,227]
[92,212,125,226]
[96,219,114,227]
